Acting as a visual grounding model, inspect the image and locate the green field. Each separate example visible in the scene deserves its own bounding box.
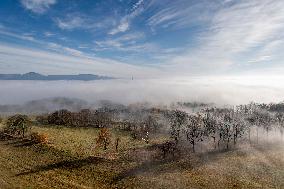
[0,122,283,189]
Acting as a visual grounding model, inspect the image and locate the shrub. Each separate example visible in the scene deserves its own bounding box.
[35,114,49,125]
[5,114,31,138]
[30,132,49,144]
[48,109,72,125]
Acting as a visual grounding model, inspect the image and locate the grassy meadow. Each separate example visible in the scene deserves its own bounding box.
[0,119,283,189]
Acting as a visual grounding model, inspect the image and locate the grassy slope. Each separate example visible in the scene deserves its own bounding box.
[115,145,284,189]
[0,123,283,189]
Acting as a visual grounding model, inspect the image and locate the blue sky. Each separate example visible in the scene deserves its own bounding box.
[0,0,284,77]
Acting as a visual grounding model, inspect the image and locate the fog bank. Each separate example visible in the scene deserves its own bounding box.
[0,76,284,106]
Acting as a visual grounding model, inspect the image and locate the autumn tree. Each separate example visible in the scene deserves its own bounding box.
[96,128,112,150]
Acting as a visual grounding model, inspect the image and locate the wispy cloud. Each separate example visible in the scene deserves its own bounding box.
[0,29,37,42]
[0,27,86,58]
[146,0,212,30]
[21,0,56,14]
[162,0,284,76]
[95,32,146,51]
[56,16,86,30]
[55,14,115,31]
[0,43,161,77]
[44,31,55,37]
[47,42,83,57]
[109,0,144,35]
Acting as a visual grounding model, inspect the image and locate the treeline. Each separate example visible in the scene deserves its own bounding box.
[1,102,284,155]
[36,102,284,150]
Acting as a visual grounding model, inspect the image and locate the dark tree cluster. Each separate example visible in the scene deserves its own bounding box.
[4,114,31,138]
[37,109,113,128]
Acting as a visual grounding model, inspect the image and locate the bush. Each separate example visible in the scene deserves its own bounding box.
[30,132,49,144]
[5,114,31,138]
[48,109,72,125]
[35,114,49,125]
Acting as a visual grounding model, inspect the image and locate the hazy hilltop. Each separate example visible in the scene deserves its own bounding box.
[0,72,113,81]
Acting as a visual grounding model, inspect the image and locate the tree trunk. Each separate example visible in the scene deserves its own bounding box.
[256,127,259,144]
[115,138,119,151]
[248,128,251,143]
[233,134,236,145]
[104,140,107,150]
[213,137,216,149]
[227,137,229,149]
[22,128,25,138]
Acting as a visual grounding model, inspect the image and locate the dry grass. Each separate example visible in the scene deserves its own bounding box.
[30,125,163,157]
[114,144,284,189]
[0,123,283,189]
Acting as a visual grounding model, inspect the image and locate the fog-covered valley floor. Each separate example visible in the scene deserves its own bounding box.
[1,76,284,106]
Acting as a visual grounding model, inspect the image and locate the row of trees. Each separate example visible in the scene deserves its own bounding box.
[2,101,283,155]
[166,104,284,152]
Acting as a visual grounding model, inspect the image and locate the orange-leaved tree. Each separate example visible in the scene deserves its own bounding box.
[96,128,112,150]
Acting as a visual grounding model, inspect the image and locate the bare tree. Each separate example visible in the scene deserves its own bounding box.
[168,110,187,144]
[185,114,204,152]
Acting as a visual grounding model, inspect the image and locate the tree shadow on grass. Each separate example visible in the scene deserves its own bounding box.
[11,139,37,147]
[111,158,176,184]
[111,145,237,185]
[16,156,105,176]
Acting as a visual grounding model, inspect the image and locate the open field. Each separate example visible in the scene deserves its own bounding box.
[0,122,283,189]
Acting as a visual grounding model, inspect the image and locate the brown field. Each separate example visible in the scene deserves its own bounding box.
[0,122,283,189]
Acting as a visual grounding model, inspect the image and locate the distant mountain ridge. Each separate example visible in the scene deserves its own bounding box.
[0,72,113,81]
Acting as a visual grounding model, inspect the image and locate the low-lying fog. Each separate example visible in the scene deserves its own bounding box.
[1,75,284,106]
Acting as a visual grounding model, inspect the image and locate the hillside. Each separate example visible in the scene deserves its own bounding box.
[0,72,113,81]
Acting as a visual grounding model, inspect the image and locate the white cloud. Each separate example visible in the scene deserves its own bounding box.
[132,0,144,11]
[44,32,55,37]
[21,0,56,14]
[162,0,284,76]
[146,0,212,30]
[109,18,129,35]
[56,16,85,30]
[0,28,86,58]
[47,42,83,57]
[0,43,161,77]
[55,15,115,31]
[95,32,145,51]
[0,30,37,42]
[109,0,144,35]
